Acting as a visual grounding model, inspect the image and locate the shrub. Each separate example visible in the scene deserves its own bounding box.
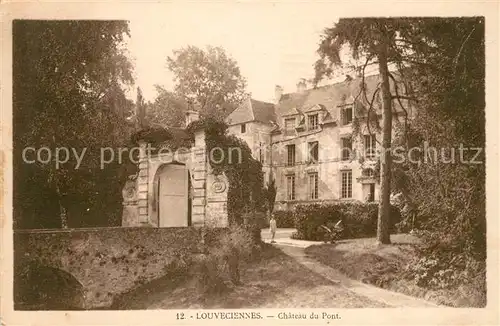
[273,210,295,228]
[244,211,268,229]
[190,117,266,226]
[195,253,228,295]
[293,202,402,241]
[195,225,259,294]
[393,225,486,307]
[294,204,343,241]
[163,251,193,279]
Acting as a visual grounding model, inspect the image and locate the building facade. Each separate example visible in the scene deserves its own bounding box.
[225,75,412,211]
[122,74,413,227]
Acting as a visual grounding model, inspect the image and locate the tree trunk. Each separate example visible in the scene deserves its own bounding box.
[376,42,392,245]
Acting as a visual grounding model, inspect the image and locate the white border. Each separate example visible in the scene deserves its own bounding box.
[1,1,499,325]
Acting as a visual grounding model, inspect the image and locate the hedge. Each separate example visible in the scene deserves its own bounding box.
[292,202,402,241]
[273,210,295,228]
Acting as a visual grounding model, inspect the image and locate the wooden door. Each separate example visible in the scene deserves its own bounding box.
[158,164,188,227]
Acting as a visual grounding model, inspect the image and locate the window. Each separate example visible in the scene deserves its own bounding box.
[364,135,376,159]
[341,170,352,199]
[368,183,375,202]
[341,137,352,161]
[286,174,296,200]
[308,114,319,130]
[341,106,353,125]
[284,118,296,136]
[287,144,296,166]
[363,168,374,177]
[308,141,319,163]
[241,123,246,133]
[308,172,319,200]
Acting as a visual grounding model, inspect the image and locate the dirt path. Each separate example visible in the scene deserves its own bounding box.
[277,244,438,308]
[114,241,436,309]
[116,244,389,309]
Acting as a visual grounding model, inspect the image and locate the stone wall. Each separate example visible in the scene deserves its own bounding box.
[14,227,204,309]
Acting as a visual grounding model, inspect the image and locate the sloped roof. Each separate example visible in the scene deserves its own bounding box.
[251,99,276,124]
[275,74,410,126]
[225,97,276,125]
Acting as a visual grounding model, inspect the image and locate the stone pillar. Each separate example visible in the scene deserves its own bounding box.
[121,175,139,226]
[185,110,200,128]
[137,140,149,224]
[190,130,207,227]
[205,172,229,227]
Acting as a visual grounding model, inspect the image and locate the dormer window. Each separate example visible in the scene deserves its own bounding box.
[308,114,319,130]
[341,105,353,125]
[241,123,246,133]
[284,118,295,136]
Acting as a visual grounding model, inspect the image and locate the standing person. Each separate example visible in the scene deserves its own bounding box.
[269,214,277,243]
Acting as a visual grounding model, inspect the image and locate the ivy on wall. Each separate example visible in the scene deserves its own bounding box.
[187,118,266,225]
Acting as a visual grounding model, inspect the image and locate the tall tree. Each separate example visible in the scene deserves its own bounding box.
[393,17,486,259]
[145,85,188,128]
[314,19,420,244]
[13,20,135,228]
[136,87,146,129]
[167,45,247,119]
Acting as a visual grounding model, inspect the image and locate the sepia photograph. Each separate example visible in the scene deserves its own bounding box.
[1,1,498,325]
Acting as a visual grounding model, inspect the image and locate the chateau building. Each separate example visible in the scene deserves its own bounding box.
[225,75,413,211]
[122,74,413,227]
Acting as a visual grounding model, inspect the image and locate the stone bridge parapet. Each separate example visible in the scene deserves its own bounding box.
[14,227,206,309]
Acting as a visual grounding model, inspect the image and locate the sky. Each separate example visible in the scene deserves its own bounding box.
[124,3,344,103]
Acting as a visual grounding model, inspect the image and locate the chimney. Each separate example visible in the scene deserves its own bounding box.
[274,85,283,104]
[185,101,200,127]
[296,78,307,93]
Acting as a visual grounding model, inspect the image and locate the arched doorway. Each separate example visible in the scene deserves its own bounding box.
[156,163,191,227]
[14,261,85,310]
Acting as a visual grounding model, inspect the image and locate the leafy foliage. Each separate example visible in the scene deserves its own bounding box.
[387,18,486,295]
[272,210,294,228]
[315,18,485,300]
[187,117,265,226]
[292,203,401,241]
[314,18,421,244]
[195,225,260,294]
[144,85,189,128]
[13,20,136,228]
[167,46,248,119]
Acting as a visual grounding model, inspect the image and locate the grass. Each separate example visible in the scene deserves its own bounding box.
[305,234,486,307]
[115,243,388,309]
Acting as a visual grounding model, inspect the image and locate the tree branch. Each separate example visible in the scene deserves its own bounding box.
[353,55,374,104]
[388,72,411,148]
[366,85,382,146]
[454,26,476,75]
[391,95,418,102]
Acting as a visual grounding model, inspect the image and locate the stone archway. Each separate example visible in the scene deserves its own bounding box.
[14,261,85,310]
[155,163,191,227]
